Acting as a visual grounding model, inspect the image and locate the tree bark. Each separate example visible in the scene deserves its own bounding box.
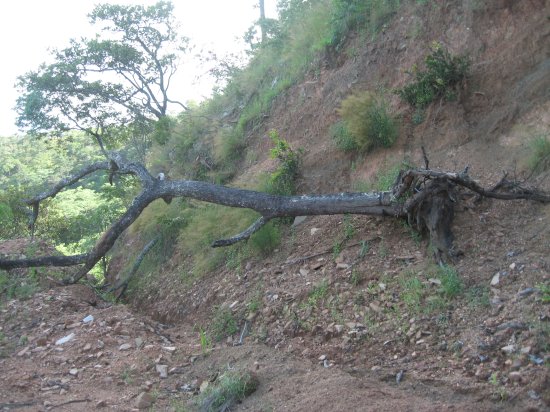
[0,152,548,282]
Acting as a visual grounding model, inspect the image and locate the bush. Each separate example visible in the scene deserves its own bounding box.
[262,130,301,196]
[196,369,259,412]
[396,42,470,109]
[338,91,399,152]
[330,121,358,151]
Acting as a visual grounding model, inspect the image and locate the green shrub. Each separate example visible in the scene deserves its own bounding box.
[249,221,281,256]
[196,369,259,412]
[396,42,469,108]
[211,307,238,342]
[262,130,301,196]
[436,265,463,298]
[330,121,358,151]
[338,91,399,152]
[528,134,550,174]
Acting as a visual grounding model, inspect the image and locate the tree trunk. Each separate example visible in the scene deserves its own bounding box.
[0,153,548,283]
[259,0,267,44]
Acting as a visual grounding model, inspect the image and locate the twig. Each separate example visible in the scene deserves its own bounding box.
[50,398,91,409]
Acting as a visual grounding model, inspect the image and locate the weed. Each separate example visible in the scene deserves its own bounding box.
[199,327,212,355]
[402,221,422,245]
[399,271,424,311]
[488,372,509,402]
[359,240,369,257]
[211,307,238,342]
[120,367,135,385]
[330,121,358,151]
[436,265,463,298]
[537,282,550,303]
[247,297,261,313]
[528,134,550,174]
[396,42,470,109]
[338,91,399,152]
[378,241,388,258]
[343,214,356,240]
[249,221,281,256]
[332,240,343,259]
[308,279,329,307]
[466,285,490,307]
[350,270,363,287]
[261,130,302,196]
[196,369,259,412]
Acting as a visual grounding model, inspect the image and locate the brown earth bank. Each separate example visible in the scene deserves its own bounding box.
[2,0,550,411]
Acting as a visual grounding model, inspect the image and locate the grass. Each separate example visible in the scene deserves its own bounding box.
[196,369,259,412]
[199,327,212,355]
[528,134,550,174]
[338,91,399,152]
[307,279,329,307]
[211,307,238,342]
[0,270,39,303]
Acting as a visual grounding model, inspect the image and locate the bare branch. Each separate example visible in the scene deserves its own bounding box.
[212,216,271,247]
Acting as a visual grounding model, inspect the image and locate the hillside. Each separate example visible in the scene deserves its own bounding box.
[1,1,549,411]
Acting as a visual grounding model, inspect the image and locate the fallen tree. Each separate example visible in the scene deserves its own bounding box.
[0,151,548,284]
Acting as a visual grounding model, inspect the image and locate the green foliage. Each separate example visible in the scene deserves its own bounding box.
[528,134,550,174]
[466,285,490,307]
[338,91,399,152]
[199,327,212,355]
[16,1,189,138]
[196,369,259,412]
[211,307,238,342]
[249,222,281,256]
[308,279,329,306]
[0,270,39,303]
[260,130,302,196]
[396,42,470,109]
[436,265,463,298]
[330,121,358,151]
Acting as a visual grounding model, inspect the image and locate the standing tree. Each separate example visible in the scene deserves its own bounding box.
[16,1,189,152]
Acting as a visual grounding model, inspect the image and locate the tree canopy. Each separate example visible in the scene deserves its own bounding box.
[15,1,189,145]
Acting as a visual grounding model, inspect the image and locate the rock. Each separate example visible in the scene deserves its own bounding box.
[69,368,79,376]
[96,340,105,349]
[520,346,531,354]
[17,346,30,357]
[369,302,383,314]
[199,380,209,392]
[517,288,536,298]
[501,344,516,354]
[136,392,154,409]
[312,261,324,270]
[318,354,327,361]
[82,315,94,323]
[334,325,344,334]
[135,337,143,349]
[292,216,307,226]
[490,272,500,286]
[156,364,168,378]
[510,358,523,371]
[428,278,441,286]
[508,371,522,383]
[119,343,132,351]
[378,283,386,291]
[96,400,107,408]
[396,370,404,383]
[162,346,176,353]
[299,268,309,276]
[55,333,75,345]
[336,263,349,270]
[82,343,92,352]
[310,228,320,236]
[509,262,516,270]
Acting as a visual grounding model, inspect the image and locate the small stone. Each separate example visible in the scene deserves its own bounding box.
[136,392,154,409]
[156,364,168,378]
[299,268,309,276]
[199,380,209,392]
[508,371,522,383]
[310,228,320,236]
[428,278,441,286]
[510,358,523,371]
[119,343,132,351]
[135,337,143,349]
[82,315,94,323]
[162,346,176,353]
[490,272,500,286]
[69,368,79,376]
[520,346,531,354]
[336,263,349,270]
[55,333,75,345]
[378,283,386,291]
[501,344,516,354]
[369,302,382,314]
[229,300,239,309]
[96,340,105,349]
[334,325,344,334]
[17,347,30,357]
[292,216,307,226]
[318,354,327,361]
[509,262,516,270]
[96,400,107,408]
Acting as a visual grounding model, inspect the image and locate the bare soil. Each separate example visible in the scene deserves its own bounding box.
[2,1,550,411]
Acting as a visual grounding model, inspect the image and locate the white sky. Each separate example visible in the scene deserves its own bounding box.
[0,0,277,136]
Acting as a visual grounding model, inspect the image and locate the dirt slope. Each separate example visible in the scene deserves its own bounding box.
[2,1,550,411]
